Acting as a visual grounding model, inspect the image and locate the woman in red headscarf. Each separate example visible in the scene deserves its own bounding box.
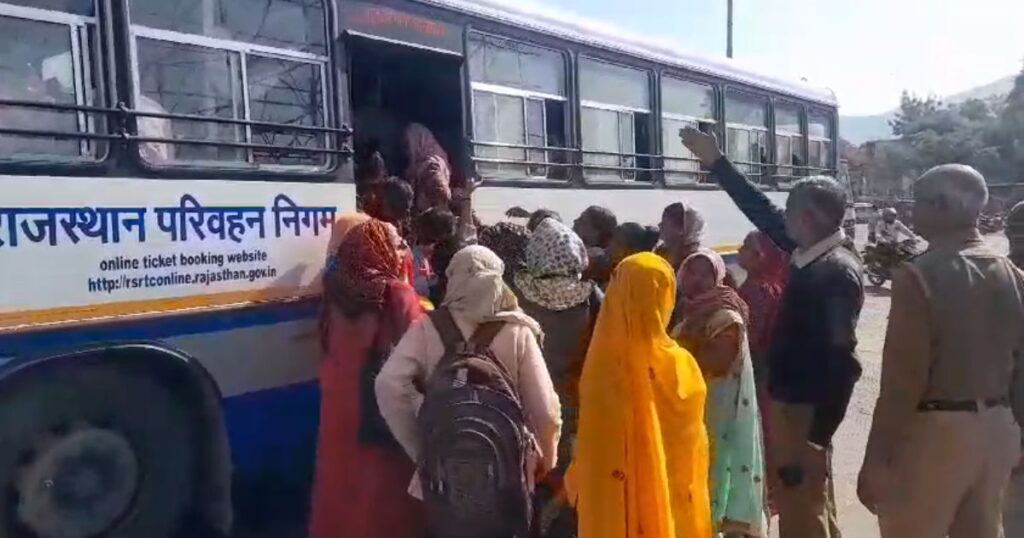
[736,230,789,516]
[309,219,426,538]
[737,231,788,380]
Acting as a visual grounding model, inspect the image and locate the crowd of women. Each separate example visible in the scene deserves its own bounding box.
[305,118,792,538]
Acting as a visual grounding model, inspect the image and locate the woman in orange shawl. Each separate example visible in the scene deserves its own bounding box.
[567,252,712,538]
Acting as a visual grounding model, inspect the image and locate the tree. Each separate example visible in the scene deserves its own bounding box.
[996,65,1024,182]
[889,91,943,137]
[859,69,1024,195]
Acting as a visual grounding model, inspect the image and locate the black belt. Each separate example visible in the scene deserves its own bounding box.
[917,397,1009,412]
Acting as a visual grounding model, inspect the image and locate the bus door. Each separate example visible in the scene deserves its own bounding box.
[339,2,465,182]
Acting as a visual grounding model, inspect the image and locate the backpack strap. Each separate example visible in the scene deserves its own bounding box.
[429,307,465,356]
[470,321,505,349]
[468,321,518,386]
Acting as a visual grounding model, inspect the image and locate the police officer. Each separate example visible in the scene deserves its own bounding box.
[858,165,1024,538]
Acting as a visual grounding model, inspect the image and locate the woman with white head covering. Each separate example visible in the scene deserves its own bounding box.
[375,245,562,496]
[657,201,707,272]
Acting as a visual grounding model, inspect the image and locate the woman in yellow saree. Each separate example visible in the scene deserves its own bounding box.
[567,252,712,538]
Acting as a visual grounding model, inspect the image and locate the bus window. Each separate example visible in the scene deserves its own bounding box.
[579,58,652,181]
[774,101,805,181]
[661,76,716,185]
[725,90,769,182]
[808,109,834,173]
[468,33,567,180]
[0,1,102,162]
[129,0,326,55]
[129,0,330,169]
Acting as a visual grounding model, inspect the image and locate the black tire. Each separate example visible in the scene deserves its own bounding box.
[867,272,887,287]
[0,364,196,538]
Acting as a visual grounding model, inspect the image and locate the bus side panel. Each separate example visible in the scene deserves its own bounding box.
[167,310,322,525]
[0,176,354,332]
[471,184,788,249]
[0,299,324,528]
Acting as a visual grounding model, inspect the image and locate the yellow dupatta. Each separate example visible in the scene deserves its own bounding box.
[567,252,712,538]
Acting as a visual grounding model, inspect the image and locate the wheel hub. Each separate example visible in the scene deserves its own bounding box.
[14,426,140,538]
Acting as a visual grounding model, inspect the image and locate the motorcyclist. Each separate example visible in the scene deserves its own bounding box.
[873,207,917,245]
[868,208,919,272]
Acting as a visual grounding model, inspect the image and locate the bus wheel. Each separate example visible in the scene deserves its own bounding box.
[0,365,196,538]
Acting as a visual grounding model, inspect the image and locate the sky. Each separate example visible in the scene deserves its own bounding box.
[505,0,1024,116]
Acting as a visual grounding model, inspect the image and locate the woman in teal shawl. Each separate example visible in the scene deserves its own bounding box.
[672,249,767,537]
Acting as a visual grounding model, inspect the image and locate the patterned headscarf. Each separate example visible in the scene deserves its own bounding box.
[478,221,530,282]
[324,219,402,317]
[325,212,371,274]
[676,249,749,332]
[515,218,594,311]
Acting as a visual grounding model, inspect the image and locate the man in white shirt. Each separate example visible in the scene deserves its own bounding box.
[874,207,916,245]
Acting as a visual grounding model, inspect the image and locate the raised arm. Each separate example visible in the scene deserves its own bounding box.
[680,128,796,253]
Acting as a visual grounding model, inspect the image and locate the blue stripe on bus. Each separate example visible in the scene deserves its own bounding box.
[0,299,319,358]
[223,380,321,524]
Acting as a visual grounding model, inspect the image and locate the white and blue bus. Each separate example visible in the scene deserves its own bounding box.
[0,0,837,536]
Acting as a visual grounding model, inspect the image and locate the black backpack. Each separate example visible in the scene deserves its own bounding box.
[417,307,533,538]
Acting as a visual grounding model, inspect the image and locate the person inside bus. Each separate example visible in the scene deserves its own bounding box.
[608,222,660,267]
[567,252,712,538]
[573,205,618,288]
[410,151,452,214]
[680,127,862,538]
[353,74,402,168]
[136,93,175,163]
[375,244,561,501]
[402,123,450,199]
[0,54,79,157]
[512,217,603,536]
[310,219,426,538]
[673,249,767,538]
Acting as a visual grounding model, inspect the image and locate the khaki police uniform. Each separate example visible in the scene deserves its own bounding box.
[1006,341,1024,536]
[863,230,1024,538]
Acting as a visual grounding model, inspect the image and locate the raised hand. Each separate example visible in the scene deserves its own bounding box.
[679,127,725,168]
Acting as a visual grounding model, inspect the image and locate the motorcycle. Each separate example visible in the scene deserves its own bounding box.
[863,239,920,287]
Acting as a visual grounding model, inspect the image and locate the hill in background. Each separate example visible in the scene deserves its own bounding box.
[839,74,1016,144]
